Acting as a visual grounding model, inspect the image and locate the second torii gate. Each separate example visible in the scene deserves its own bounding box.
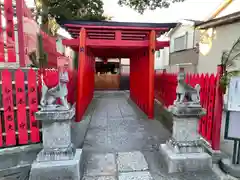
[61,21,177,121]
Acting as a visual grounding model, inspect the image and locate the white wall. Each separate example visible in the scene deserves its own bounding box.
[154,47,169,70]
[197,22,240,74]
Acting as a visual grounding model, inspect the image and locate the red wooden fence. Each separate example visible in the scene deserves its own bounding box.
[154,66,224,150]
[0,68,77,148]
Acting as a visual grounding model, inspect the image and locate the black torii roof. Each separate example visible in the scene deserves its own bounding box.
[60,20,178,37]
[60,20,177,29]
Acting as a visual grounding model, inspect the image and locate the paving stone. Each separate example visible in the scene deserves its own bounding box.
[82,176,116,180]
[117,151,149,172]
[84,153,116,176]
[118,171,153,180]
[82,91,221,180]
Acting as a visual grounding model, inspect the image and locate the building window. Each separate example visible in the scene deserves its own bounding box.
[156,51,160,58]
[174,33,188,52]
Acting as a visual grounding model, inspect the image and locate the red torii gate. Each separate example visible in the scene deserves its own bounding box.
[62,21,177,121]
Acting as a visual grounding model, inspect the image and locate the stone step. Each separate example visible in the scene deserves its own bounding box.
[0,165,30,180]
[82,176,116,180]
[82,151,153,180]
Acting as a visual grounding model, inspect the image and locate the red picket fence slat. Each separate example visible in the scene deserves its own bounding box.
[154,66,224,150]
[28,69,40,143]
[2,70,16,146]
[15,69,28,144]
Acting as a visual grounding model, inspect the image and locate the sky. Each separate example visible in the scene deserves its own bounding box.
[25,0,225,23]
[102,0,224,22]
[24,0,227,38]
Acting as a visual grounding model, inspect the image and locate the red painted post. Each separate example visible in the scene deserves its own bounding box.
[16,0,26,67]
[148,30,156,119]
[0,4,4,62]
[76,28,86,122]
[211,65,224,150]
[4,0,16,63]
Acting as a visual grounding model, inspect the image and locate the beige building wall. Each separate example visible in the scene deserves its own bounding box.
[197,21,240,157]
[168,24,200,73]
[197,22,240,74]
[170,24,199,53]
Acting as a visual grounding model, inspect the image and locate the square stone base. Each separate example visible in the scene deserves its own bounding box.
[159,144,212,173]
[29,149,83,180]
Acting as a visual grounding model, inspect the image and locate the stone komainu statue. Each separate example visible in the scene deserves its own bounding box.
[174,71,201,104]
[40,69,70,110]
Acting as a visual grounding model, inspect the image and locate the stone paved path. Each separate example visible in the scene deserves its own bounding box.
[81,91,220,180]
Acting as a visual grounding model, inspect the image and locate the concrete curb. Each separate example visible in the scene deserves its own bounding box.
[154,99,173,132]
[0,144,42,179]
[0,164,30,180]
[213,163,239,180]
[71,99,96,149]
[219,158,240,179]
[0,144,42,170]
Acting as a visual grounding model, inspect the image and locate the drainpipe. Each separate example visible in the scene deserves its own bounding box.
[193,24,197,73]
[193,26,196,49]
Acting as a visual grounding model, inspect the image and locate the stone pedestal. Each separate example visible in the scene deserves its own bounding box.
[159,103,212,173]
[29,105,83,180]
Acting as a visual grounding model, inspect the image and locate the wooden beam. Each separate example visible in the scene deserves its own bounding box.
[156,41,170,50]
[62,38,79,46]
[62,38,169,50]
[86,39,149,48]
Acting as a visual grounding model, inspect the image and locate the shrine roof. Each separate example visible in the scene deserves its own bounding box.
[61,20,177,31]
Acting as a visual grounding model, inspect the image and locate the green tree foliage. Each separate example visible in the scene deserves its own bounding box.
[41,0,107,23]
[118,0,185,14]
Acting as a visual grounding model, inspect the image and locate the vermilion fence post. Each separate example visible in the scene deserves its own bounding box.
[212,65,224,150]
[16,0,26,67]
[4,0,16,63]
[0,4,4,62]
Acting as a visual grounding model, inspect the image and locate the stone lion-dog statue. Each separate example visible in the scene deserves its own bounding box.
[174,71,201,105]
[40,63,70,110]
